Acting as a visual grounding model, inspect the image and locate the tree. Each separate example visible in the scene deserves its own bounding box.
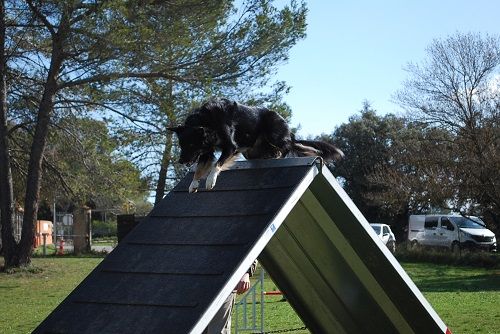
[320,102,406,223]
[0,0,11,255]
[2,0,159,267]
[367,123,456,215]
[0,0,196,267]
[321,102,463,239]
[394,32,500,229]
[41,117,150,210]
[99,0,305,204]
[1,0,306,268]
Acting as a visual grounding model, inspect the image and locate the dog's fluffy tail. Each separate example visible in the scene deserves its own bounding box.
[290,136,344,162]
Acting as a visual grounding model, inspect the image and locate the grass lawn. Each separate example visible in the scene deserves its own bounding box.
[400,263,500,334]
[0,257,498,334]
[0,257,103,334]
[235,264,500,334]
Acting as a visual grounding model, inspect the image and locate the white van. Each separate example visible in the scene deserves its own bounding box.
[408,214,497,252]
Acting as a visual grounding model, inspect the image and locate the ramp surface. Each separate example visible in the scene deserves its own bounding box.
[33,157,449,334]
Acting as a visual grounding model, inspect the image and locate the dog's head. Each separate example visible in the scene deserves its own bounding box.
[168,126,214,165]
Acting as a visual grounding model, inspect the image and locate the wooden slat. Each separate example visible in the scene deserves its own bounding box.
[101,244,247,275]
[150,188,292,217]
[69,272,226,308]
[125,216,272,246]
[173,165,314,192]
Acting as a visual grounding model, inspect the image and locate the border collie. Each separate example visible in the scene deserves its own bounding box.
[169,98,344,193]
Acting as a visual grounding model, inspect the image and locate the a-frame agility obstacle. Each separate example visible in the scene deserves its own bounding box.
[33,157,451,334]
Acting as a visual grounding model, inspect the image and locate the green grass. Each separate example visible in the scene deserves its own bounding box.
[0,257,103,334]
[236,264,499,334]
[400,263,500,334]
[0,257,498,334]
[92,237,118,247]
[32,244,57,256]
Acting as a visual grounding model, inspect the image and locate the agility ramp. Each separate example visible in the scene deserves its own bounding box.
[33,157,450,334]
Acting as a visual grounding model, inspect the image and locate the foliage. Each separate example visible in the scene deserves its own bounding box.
[395,244,500,269]
[367,123,456,214]
[96,0,307,203]
[1,0,306,267]
[320,102,407,221]
[12,116,150,209]
[47,117,150,208]
[91,219,117,238]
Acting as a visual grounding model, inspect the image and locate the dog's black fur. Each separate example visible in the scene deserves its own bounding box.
[169,98,344,192]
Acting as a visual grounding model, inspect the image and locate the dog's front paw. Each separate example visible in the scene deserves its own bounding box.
[189,180,199,193]
[206,170,219,190]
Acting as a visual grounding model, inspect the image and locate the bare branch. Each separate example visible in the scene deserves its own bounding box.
[57,72,191,90]
[25,0,56,36]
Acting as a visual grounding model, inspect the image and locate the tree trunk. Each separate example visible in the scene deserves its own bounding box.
[0,0,18,268]
[6,12,69,267]
[73,206,91,255]
[154,81,175,205]
[155,131,173,205]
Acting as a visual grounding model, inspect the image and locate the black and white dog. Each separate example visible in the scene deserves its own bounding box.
[168,98,344,193]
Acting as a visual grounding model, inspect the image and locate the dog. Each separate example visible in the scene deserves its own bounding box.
[168,98,344,193]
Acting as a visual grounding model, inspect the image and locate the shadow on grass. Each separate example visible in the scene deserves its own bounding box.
[0,284,19,289]
[414,273,500,292]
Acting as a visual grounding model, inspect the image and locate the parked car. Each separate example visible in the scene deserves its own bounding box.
[407,214,497,252]
[370,223,396,253]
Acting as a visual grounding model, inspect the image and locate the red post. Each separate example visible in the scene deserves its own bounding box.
[57,238,65,255]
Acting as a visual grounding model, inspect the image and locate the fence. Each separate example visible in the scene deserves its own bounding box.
[53,213,74,242]
[234,269,265,333]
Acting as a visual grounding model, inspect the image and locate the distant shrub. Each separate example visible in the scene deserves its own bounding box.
[92,220,117,238]
[395,242,499,269]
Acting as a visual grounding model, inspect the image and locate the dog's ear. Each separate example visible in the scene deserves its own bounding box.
[167,126,184,133]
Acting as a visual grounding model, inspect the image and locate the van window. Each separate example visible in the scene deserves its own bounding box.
[450,216,485,229]
[424,217,438,229]
[383,226,390,235]
[441,217,454,231]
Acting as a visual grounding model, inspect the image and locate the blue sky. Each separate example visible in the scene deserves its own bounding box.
[275,0,500,137]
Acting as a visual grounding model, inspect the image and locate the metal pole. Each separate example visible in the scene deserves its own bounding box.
[235,304,239,334]
[42,233,47,256]
[243,291,247,328]
[260,269,265,333]
[53,200,57,245]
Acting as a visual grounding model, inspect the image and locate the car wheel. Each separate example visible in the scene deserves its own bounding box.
[410,240,420,250]
[387,241,396,253]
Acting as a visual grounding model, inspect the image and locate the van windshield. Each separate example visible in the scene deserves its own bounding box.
[450,217,485,229]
